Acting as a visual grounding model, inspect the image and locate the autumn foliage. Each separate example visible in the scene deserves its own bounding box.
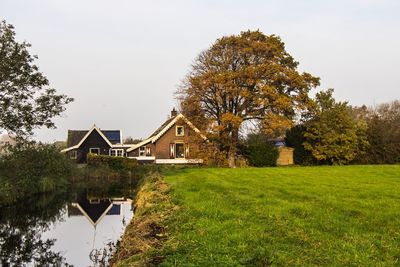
[178,30,319,167]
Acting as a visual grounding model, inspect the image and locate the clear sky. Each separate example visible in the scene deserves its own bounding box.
[2,0,400,142]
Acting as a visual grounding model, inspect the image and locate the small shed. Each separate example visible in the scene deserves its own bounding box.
[270,138,294,166]
[277,146,294,166]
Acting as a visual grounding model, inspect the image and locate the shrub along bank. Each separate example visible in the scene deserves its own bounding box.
[0,143,74,205]
[81,154,139,179]
[0,146,140,206]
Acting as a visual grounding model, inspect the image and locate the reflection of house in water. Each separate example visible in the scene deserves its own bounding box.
[68,195,132,227]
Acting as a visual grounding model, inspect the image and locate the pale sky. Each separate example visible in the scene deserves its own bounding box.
[2,0,400,142]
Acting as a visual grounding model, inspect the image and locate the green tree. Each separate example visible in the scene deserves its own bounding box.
[178,30,319,167]
[354,100,400,164]
[303,89,368,165]
[285,125,315,165]
[0,20,73,137]
[243,133,278,167]
[0,143,74,205]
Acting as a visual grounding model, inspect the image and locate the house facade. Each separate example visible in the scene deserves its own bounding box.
[61,125,133,163]
[61,109,207,164]
[126,109,207,164]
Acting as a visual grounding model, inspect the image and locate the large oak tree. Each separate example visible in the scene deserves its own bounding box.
[178,30,319,167]
[0,20,73,138]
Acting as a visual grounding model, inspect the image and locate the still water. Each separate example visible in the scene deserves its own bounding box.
[0,179,136,267]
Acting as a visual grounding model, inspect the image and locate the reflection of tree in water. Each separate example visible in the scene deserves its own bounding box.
[0,178,136,267]
[0,224,71,266]
[0,191,72,266]
[89,241,116,267]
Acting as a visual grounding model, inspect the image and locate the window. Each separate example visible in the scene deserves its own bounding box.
[70,150,77,160]
[175,143,185,158]
[110,149,124,157]
[176,126,184,136]
[89,148,100,155]
[139,147,146,157]
[146,147,151,156]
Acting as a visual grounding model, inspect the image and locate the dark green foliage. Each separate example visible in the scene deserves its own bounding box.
[243,134,278,167]
[0,20,73,137]
[353,101,400,164]
[0,143,74,205]
[303,89,368,165]
[87,154,138,172]
[285,125,315,165]
[286,100,400,165]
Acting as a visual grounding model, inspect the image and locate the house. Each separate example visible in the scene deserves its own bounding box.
[61,125,133,163]
[126,109,207,164]
[68,194,132,227]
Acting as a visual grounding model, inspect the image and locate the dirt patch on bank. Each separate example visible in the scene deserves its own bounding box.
[110,172,177,266]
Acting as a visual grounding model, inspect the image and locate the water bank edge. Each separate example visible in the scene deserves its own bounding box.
[110,171,177,266]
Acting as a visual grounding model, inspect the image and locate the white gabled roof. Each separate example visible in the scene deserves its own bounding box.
[125,138,152,152]
[71,202,113,227]
[61,124,114,153]
[126,114,207,153]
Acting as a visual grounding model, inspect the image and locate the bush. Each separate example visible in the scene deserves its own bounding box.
[243,134,278,167]
[87,154,138,172]
[0,143,74,205]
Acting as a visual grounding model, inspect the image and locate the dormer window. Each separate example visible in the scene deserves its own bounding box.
[176,126,184,136]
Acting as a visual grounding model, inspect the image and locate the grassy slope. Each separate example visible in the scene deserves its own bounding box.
[158,165,400,266]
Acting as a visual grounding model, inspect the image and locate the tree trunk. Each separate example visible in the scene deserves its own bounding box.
[228,130,239,168]
[228,147,236,168]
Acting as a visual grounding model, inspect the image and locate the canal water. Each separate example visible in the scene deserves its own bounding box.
[0,178,136,267]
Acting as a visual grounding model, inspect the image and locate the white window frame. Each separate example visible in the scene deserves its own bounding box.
[176,125,184,136]
[89,148,100,155]
[70,150,77,160]
[139,146,146,157]
[110,149,124,157]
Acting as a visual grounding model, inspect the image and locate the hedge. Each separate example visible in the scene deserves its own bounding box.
[87,154,138,171]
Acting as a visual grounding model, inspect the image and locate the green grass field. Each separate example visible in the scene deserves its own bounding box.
[157,165,400,266]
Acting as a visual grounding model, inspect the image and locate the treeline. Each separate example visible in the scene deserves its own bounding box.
[286,93,400,165]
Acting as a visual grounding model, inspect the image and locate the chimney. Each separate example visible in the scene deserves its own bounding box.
[170,108,178,118]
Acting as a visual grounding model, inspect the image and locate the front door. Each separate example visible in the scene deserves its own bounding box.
[175,143,185,158]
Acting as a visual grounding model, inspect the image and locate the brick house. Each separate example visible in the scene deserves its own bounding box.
[126,109,207,164]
